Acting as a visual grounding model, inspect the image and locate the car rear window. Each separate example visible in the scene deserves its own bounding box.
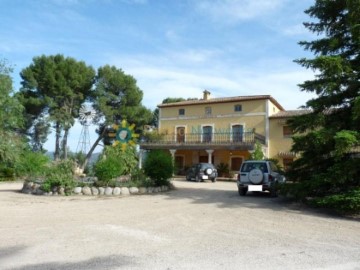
[241,162,268,173]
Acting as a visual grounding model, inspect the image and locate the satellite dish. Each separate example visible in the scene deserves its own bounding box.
[79,105,96,124]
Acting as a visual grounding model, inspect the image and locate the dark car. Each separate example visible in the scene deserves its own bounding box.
[186,163,218,182]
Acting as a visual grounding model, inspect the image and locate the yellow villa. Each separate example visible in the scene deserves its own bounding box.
[139,90,306,174]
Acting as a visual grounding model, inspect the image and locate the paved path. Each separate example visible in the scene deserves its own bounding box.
[0,180,359,270]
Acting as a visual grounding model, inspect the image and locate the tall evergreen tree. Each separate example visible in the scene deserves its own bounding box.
[288,0,360,204]
[20,54,95,160]
[81,65,153,169]
[0,59,25,164]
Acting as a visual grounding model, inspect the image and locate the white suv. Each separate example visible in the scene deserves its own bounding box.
[237,160,285,197]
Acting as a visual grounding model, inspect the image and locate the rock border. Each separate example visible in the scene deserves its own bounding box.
[21,181,172,196]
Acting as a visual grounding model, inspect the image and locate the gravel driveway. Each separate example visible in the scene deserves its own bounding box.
[0,179,359,270]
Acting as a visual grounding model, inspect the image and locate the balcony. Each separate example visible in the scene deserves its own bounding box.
[139,131,266,150]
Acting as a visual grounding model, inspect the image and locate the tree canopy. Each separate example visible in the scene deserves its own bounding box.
[288,0,360,208]
[0,59,25,164]
[81,65,153,169]
[19,54,95,159]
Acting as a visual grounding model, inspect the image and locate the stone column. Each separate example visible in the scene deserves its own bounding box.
[169,149,177,176]
[205,149,214,164]
[138,149,144,169]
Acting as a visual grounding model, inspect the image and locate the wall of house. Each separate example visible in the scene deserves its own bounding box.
[268,100,282,116]
[268,118,293,165]
[173,149,250,173]
[159,99,268,137]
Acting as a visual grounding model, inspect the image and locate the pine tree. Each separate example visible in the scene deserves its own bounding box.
[287,0,360,210]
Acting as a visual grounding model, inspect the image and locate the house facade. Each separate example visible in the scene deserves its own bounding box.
[139,91,304,174]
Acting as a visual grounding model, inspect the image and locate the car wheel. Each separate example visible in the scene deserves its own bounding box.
[195,175,201,182]
[186,175,191,181]
[238,187,247,196]
[211,178,216,183]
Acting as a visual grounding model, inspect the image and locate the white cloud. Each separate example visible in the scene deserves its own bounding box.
[195,0,286,22]
[106,51,316,111]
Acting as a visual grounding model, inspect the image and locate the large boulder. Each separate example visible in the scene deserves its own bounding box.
[82,186,92,196]
[120,187,130,196]
[91,187,99,195]
[105,187,113,196]
[139,187,147,194]
[113,187,121,196]
[98,187,105,195]
[73,187,82,195]
[129,187,139,194]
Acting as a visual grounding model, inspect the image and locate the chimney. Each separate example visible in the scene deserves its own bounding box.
[203,90,211,100]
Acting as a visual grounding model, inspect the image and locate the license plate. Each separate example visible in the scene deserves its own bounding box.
[202,175,209,179]
[248,185,262,191]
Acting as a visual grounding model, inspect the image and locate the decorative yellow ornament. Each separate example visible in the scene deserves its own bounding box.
[112,120,139,151]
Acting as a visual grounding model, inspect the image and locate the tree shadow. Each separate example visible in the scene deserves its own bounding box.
[1,246,137,270]
[165,180,354,220]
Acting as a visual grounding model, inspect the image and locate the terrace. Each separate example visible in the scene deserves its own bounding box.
[139,131,266,150]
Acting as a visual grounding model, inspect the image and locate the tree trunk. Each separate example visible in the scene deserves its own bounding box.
[62,127,70,160]
[54,122,61,161]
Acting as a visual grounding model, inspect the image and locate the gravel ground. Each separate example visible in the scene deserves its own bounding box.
[0,179,359,270]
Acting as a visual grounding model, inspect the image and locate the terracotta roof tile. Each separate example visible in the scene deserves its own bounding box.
[158,95,285,111]
[270,110,311,118]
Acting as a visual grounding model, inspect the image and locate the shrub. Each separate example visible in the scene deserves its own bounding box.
[216,163,230,177]
[41,160,76,194]
[311,188,360,214]
[93,145,138,185]
[143,150,174,186]
[14,150,50,179]
[0,166,15,181]
[94,156,124,185]
[129,168,153,187]
[248,141,264,160]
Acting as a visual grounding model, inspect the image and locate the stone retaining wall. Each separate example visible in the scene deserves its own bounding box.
[21,181,171,196]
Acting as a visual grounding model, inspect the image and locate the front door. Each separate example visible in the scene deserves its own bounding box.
[231,157,243,171]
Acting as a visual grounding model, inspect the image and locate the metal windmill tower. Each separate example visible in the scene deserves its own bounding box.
[76,105,96,154]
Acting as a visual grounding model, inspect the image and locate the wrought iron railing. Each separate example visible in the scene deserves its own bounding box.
[140,132,265,145]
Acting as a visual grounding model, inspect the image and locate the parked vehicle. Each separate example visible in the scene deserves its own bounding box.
[237,160,285,197]
[186,163,218,182]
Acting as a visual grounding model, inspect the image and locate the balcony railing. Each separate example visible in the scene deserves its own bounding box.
[140,132,265,147]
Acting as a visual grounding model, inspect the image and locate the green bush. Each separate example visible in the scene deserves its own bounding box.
[93,145,138,185]
[143,150,174,186]
[248,141,265,160]
[217,163,230,177]
[311,189,360,214]
[15,150,50,179]
[94,157,124,185]
[41,160,76,194]
[0,166,15,181]
[129,168,153,187]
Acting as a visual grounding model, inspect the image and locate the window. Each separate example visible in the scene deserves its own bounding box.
[283,158,293,171]
[232,125,243,142]
[205,106,212,116]
[283,126,293,137]
[234,104,242,112]
[202,126,212,142]
[179,108,185,115]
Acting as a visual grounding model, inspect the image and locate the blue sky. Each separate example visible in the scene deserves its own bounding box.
[0,0,317,153]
